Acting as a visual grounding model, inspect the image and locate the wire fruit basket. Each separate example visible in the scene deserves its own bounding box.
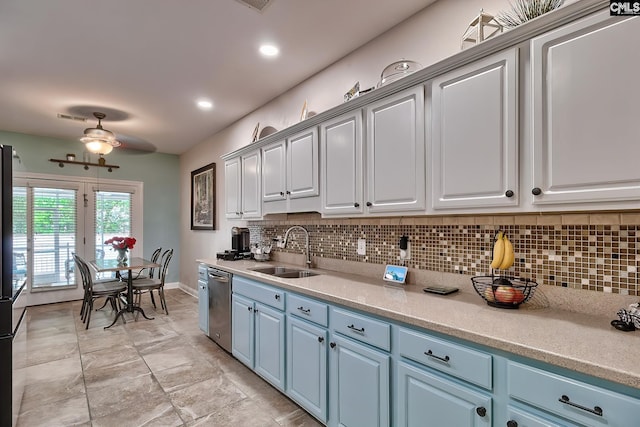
[471,275,538,309]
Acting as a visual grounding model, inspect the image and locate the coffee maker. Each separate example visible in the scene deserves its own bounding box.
[231,227,250,253]
[217,227,251,260]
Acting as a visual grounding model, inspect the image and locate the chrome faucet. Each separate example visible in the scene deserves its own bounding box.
[283,225,312,268]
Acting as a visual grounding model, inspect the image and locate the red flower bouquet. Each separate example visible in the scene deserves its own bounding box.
[104,236,136,250]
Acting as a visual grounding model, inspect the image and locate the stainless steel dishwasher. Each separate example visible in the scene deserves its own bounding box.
[206,267,232,352]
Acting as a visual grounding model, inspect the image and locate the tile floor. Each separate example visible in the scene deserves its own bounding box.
[18,289,322,427]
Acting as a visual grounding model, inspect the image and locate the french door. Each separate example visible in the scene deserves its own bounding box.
[13,174,143,305]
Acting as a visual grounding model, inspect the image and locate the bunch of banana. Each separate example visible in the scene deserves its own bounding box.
[490,231,515,270]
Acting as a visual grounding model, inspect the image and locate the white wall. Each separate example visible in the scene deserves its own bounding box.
[179,0,578,290]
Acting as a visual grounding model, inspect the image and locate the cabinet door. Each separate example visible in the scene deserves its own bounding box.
[287,317,328,423]
[241,151,262,219]
[365,86,425,213]
[329,334,390,427]
[262,141,287,202]
[287,127,319,199]
[224,157,242,219]
[198,280,208,335]
[231,293,254,368]
[397,361,491,427]
[254,302,286,391]
[531,12,640,206]
[321,111,364,216]
[431,48,518,211]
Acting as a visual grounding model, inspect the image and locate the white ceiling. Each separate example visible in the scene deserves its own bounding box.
[0,0,435,155]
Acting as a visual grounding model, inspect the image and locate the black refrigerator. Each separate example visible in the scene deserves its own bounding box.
[0,145,27,427]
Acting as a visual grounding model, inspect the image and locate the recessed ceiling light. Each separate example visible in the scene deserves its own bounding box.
[197,100,213,110]
[259,44,279,57]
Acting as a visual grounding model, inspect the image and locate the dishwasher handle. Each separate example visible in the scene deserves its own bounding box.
[209,273,230,283]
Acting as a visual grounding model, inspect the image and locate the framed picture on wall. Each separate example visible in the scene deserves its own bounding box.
[191,162,216,230]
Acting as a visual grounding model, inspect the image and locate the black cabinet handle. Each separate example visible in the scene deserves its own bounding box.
[558,395,603,416]
[275,294,281,300]
[532,187,542,196]
[279,191,284,196]
[254,308,258,314]
[476,407,486,417]
[347,324,365,334]
[425,349,450,363]
[507,421,518,427]
[297,306,311,314]
[505,190,514,198]
[354,202,360,208]
[318,336,324,343]
[330,342,336,348]
[247,306,252,312]
[236,212,241,216]
[366,202,372,207]
[286,190,291,195]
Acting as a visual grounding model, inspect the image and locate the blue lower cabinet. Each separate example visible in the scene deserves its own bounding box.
[329,334,390,427]
[198,279,208,335]
[254,302,286,391]
[287,317,328,423]
[508,361,640,427]
[231,293,254,368]
[396,361,492,427]
[231,293,285,392]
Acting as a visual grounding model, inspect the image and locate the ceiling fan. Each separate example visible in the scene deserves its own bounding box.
[61,107,156,155]
[80,112,121,155]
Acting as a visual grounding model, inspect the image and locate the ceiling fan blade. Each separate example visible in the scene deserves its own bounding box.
[116,134,157,154]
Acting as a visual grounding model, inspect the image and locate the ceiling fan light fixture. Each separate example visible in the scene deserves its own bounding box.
[80,112,121,155]
[84,140,114,155]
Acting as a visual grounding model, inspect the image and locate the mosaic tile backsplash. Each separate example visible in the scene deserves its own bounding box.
[249,214,640,296]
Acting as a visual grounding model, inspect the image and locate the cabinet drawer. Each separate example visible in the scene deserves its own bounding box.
[330,307,390,351]
[507,406,580,427]
[508,362,640,427]
[287,293,328,327]
[398,327,492,390]
[233,276,285,311]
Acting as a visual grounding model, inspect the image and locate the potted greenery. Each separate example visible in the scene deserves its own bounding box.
[496,0,565,28]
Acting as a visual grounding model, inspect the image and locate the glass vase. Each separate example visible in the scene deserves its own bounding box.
[116,248,128,264]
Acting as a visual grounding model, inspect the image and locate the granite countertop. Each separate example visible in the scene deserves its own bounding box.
[198,258,640,390]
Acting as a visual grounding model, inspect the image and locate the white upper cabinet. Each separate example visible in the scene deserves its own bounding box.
[224,151,261,220]
[320,110,364,216]
[240,150,261,219]
[262,128,319,214]
[224,157,241,219]
[261,140,287,202]
[287,127,319,200]
[365,86,426,213]
[530,12,640,207]
[430,48,518,212]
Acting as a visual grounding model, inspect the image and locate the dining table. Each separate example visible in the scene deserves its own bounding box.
[90,256,161,329]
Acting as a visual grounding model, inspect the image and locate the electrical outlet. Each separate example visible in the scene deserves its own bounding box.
[357,239,366,256]
[400,242,411,260]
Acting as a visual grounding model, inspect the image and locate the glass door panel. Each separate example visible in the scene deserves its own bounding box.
[31,187,77,290]
[95,190,132,263]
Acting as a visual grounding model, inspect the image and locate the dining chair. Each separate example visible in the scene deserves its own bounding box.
[120,247,162,281]
[132,248,173,315]
[73,254,127,329]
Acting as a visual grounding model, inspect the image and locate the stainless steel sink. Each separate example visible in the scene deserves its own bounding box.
[273,270,318,278]
[250,266,319,279]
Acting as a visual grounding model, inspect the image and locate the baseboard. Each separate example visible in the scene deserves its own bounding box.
[170,282,197,298]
